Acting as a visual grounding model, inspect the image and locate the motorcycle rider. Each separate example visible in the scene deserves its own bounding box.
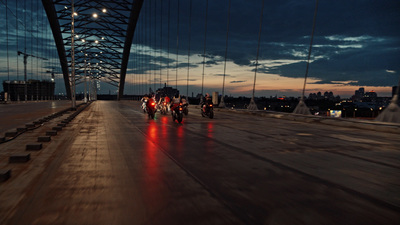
[141,94,149,112]
[164,95,171,112]
[147,93,156,107]
[181,96,189,115]
[202,93,212,112]
[170,93,181,113]
[158,94,170,113]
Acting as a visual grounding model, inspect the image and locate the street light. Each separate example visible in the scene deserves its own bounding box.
[82,38,88,103]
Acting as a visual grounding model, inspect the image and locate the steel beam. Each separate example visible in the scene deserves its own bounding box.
[118,0,144,100]
[42,0,72,99]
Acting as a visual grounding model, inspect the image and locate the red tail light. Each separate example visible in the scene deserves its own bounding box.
[209,104,213,107]
[163,102,166,105]
[179,107,183,111]
[151,102,155,106]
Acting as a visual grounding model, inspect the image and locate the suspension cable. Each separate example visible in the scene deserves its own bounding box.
[149,0,152,92]
[159,0,163,88]
[36,0,39,80]
[141,17,143,96]
[30,0,33,80]
[167,0,170,87]
[142,8,145,95]
[153,0,156,91]
[251,0,265,100]
[147,0,150,93]
[16,0,19,81]
[175,0,180,90]
[221,0,231,101]
[302,0,319,100]
[201,0,209,96]
[24,0,27,68]
[186,0,192,98]
[6,0,10,81]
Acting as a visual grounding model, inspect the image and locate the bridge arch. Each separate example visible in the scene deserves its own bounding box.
[42,0,144,100]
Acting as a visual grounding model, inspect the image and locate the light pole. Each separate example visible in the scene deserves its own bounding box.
[88,9,106,102]
[70,0,76,109]
[82,39,87,103]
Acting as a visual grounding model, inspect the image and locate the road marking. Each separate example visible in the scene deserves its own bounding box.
[329,134,386,145]
[296,133,313,136]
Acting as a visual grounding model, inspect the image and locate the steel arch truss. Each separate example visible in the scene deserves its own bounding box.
[43,0,143,100]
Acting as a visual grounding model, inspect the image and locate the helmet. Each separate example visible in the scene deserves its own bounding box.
[205,93,210,97]
[175,93,179,98]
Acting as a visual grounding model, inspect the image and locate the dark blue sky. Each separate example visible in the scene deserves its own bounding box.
[1,0,399,97]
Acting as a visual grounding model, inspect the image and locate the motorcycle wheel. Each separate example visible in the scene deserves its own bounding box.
[209,110,214,119]
[177,113,183,123]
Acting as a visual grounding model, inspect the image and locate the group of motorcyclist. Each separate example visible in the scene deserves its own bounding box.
[140,92,213,120]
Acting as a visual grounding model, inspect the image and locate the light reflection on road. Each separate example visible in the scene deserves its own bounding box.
[143,120,163,207]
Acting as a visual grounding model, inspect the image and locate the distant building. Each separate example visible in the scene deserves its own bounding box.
[317,91,322,99]
[2,80,55,101]
[308,91,337,100]
[353,87,365,101]
[364,91,377,99]
[155,84,178,98]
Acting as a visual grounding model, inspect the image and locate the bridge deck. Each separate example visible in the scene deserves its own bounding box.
[0,101,77,134]
[0,101,399,224]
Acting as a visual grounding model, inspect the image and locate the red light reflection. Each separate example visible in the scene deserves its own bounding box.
[160,116,170,149]
[142,122,164,205]
[177,125,184,138]
[145,122,158,168]
[207,122,214,138]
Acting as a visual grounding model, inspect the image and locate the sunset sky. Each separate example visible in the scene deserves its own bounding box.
[1,0,399,98]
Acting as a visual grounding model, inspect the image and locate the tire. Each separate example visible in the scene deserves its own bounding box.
[209,110,214,119]
[148,111,154,119]
[177,114,183,123]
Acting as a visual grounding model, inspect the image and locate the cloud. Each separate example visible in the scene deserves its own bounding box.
[386,70,396,74]
[176,63,198,69]
[230,80,246,83]
[1,0,399,97]
[213,73,232,77]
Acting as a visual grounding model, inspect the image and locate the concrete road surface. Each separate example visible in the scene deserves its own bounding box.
[0,101,74,134]
[0,101,399,225]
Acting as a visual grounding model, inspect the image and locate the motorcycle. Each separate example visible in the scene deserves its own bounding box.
[201,103,214,119]
[182,103,189,116]
[147,101,157,119]
[141,100,148,113]
[159,102,168,115]
[172,103,184,123]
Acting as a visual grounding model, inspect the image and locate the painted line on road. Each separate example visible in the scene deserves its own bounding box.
[329,134,386,145]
